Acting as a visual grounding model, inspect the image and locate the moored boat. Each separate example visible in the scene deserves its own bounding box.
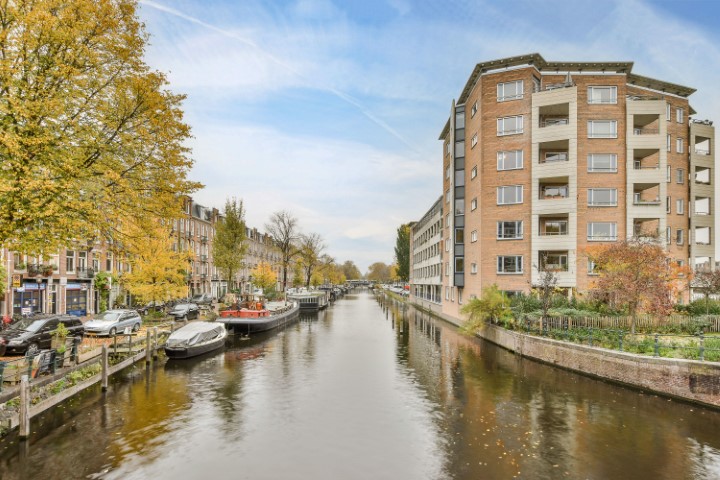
[164,322,227,359]
[218,300,300,335]
[287,292,329,311]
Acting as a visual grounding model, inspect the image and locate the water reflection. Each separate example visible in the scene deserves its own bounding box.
[0,291,719,480]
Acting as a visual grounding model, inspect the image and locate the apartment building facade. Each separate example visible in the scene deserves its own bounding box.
[409,197,443,307]
[439,53,715,320]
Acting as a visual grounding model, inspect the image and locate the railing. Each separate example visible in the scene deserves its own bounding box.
[543,82,574,91]
[694,148,710,155]
[633,198,661,205]
[540,118,569,127]
[587,235,618,241]
[77,268,95,279]
[539,230,568,236]
[634,163,659,170]
[626,94,662,101]
[507,316,720,361]
[633,127,659,135]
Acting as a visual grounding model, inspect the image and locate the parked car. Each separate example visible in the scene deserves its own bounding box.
[84,310,142,336]
[168,303,200,321]
[137,300,166,316]
[190,293,213,306]
[0,315,84,356]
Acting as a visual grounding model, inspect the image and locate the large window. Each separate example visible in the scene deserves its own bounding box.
[676,198,684,214]
[588,188,617,206]
[542,220,567,236]
[588,86,617,104]
[65,250,75,273]
[497,185,523,205]
[497,221,523,240]
[587,222,617,241]
[540,253,568,272]
[676,229,684,245]
[676,107,684,123]
[588,120,617,138]
[497,115,523,136]
[497,150,523,171]
[588,153,617,172]
[676,138,684,153]
[497,80,524,102]
[455,257,464,273]
[455,198,465,216]
[497,256,523,274]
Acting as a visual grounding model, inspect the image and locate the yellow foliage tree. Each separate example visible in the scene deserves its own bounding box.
[251,262,277,293]
[120,222,192,304]
[0,0,200,255]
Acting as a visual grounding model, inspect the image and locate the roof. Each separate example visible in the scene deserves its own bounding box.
[440,53,696,137]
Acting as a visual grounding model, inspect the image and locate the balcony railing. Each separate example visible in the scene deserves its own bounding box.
[626,94,662,101]
[541,186,569,199]
[588,235,618,241]
[633,127,659,135]
[542,81,574,91]
[633,197,661,206]
[695,148,711,155]
[540,118,569,128]
[633,162,659,170]
[539,230,568,236]
[77,268,95,279]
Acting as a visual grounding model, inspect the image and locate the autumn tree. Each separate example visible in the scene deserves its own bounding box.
[213,198,247,290]
[298,232,325,288]
[587,238,691,333]
[265,211,300,292]
[121,222,192,305]
[394,224,411,282]
[251,262,277,293]
[366,262,391,283]
[341,261,362,280]
[0,0,200,255]
[692,269,720,314]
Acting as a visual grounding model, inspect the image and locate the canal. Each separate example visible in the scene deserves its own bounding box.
[1,290,720,479]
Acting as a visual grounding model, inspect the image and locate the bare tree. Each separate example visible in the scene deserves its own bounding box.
[265,210,300,292]
[693,269,720,314]
[533,254,559,331]
[298,232,326,288]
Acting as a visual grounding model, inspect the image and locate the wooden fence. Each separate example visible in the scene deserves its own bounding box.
[521,315,720,333]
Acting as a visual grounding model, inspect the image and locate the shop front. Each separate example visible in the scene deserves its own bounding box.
[65,283,88,316]
[12,282,45,316]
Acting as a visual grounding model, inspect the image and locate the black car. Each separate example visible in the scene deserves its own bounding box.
[168,303,200,321]
[0,315,84,356]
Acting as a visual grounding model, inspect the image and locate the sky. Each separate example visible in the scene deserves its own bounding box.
[136,0,720,272]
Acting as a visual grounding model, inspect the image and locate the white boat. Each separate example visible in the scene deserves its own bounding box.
[164,322,227,359]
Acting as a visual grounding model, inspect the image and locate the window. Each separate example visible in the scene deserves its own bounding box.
[455,228,464,243]
[542,220,567,236]
[455,198,465,216]
[471,230,478,242]
[588,259,598,275]
[588,153,617,172]
[455,170,465,186]
[588,86,617,104]
[666,103,671,121]
[676,107,684,123]
[497,116,523,136]
[588,120,617,138]
[471,133,478,148]
[497,255,523,274]
[541,253,568,272]
[471,262,478,274]
[497,150,523,170]
[65,250,75,272]
[445,190,450,204]
[587,222,617,241]
[445,214,450,227]
[92,258,99,272]
[666,196,671,213]
[445,286,450,299]
[676,169,684,184]
[588,188,617,206]
[497,80,523,101]
[544,152,568,163]
[676,198,684,214]
[676,138,684,153]
[471,198,477,211]
[667,134,671,152]
[497,186,523,205]
[666,227,671,244]
[445,238,450,252]
[667,165,671,182]
[497,221,523,239]
[455,141,465,157]
[471,166,477,179]
[676,229,684,245]
[455,257,464,273]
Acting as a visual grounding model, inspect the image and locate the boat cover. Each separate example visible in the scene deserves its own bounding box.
[166,322,225,348]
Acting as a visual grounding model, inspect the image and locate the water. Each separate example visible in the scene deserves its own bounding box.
[1,290,720,479]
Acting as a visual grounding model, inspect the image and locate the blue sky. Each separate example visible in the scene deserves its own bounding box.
[137,0,720,272]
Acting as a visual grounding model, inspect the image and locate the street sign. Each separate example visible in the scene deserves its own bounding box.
[12,274,22,288]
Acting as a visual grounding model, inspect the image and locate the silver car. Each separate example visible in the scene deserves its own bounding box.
[84,309,142,336]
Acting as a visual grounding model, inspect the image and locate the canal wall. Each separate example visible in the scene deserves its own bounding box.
[408,298,720,410]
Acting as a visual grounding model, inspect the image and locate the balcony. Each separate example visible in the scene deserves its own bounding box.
[633,127,659,135]
[540,81,574,92]
[695,167,712,185]
[540,185,569,200]
[632,183,661,206]
[540,118,569,128]
[695,148,710,156]
[633,195,660,206]
[77,268,95,279]
[539,251,569,272]
[694,197,711,216]
[539,217,568,236]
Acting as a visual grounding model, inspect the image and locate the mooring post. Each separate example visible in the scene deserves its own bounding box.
[145,330,152,365]
[19,375,30,440]
[153,327,159,359]
[101,344,109,392]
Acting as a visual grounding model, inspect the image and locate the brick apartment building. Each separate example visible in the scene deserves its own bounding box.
[409,197,443,308]
[433,53,716,321]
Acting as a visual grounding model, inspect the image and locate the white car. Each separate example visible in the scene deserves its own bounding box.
[84,309,142,336]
